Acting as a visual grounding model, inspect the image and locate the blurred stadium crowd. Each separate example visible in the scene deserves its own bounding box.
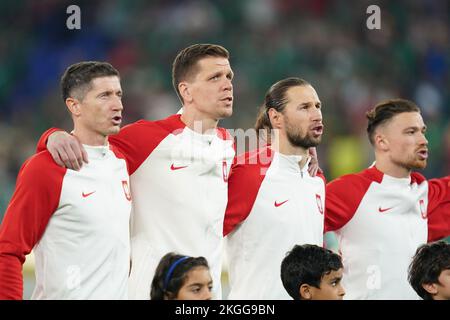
[0,0,449,218]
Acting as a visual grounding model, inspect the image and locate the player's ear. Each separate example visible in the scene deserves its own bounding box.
[178,81,192,104]
[66,97,81,117]
[299,284,312,300]
[422,283,438,296]
[374,132,389,151]
[268,108,282,130]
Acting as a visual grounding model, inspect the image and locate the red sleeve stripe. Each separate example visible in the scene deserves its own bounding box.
[223,147,274,236]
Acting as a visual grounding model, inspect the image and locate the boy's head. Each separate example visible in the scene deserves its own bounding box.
[408,241,450,300]
[281,244,345,300]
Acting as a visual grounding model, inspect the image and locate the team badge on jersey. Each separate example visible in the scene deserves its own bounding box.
[316,194,323,214]
[222,160,229,182]
[419,199,426,219]
[122,180,132,201]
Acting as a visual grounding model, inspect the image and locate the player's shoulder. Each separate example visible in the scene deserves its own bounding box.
[234,145,274,168]
[231,146,274,178]
[315,172,327,185]
[411,171,427,184]
[327,167,380,192]
[19,151,66,181]
[108,144,127,162]
[327,171,364,187]
[24,151,64,170]
[120,114,185,136]
[216,127,233,141]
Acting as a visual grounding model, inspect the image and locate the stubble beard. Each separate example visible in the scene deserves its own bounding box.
[395,154,427,171]
[286,123,321,149]
[287,130,321,148]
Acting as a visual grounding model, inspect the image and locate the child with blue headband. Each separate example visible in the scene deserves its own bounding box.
[150,252,212,300]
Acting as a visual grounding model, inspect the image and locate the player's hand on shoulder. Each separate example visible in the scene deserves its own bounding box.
[308,147,321,177]
[47,131,88,170]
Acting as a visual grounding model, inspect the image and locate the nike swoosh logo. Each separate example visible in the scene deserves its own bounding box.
[170,164,188,171]
[274,200,289,207]
[378,206,393,213]
[82,191,96,198]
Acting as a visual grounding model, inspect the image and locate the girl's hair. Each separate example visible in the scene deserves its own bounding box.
[150,252,209,300]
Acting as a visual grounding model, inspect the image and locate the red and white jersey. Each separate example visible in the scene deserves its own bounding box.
[116,115,234,299]
[326,166,450,300]
[38,114,235,299]
[0,145,131,300]
[224,146,325,299]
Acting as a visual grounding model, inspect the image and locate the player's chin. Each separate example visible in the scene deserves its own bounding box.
[411,159,427,170]
[217,107,233,119]
[305,134,321,147]
[107,125,121,135]
[311,135,322,146]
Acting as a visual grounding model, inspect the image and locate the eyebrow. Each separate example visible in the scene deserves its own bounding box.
[96,89,122,97]
[330,276,342,282]
[187,281,213,288]
[210,70,234,79]
[403,125,427,131]
[298,101,321,107]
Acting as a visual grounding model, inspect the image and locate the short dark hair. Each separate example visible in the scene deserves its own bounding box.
[255,77,311,143]
[61,61,120,102]
[408,241,450,300]
[172,44,229,104]
[150,252,210,300]
[366,98,420,145]
[281,244,343,300]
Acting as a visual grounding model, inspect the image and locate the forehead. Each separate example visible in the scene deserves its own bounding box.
[195,56,231,73]
[384,112,424,130]
[89,76,121,91]
[183,266,211,284]
[322,268,343,281]
[285,85,320,105]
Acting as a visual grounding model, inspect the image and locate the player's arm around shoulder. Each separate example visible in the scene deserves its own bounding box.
[36,128,88,171]
[109,119,178,175]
